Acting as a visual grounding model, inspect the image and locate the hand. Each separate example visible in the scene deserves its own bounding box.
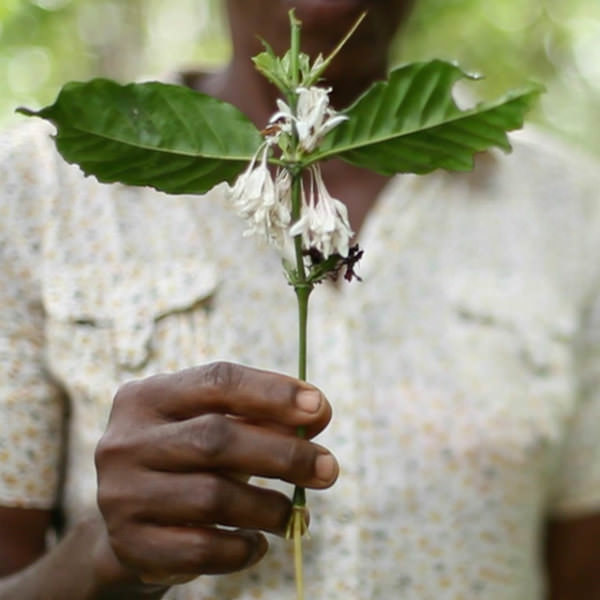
[95,362,337,585]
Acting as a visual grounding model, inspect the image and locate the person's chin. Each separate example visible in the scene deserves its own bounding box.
[282,0,365,23]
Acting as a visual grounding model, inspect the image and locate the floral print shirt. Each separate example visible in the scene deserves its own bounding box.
[1,119,600,599]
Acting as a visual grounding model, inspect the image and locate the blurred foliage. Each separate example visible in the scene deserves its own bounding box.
[397,0,600,155]
[1,0,599,155]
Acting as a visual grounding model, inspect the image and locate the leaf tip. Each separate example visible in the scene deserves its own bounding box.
[15,106,39,117]
[288,7,301,27]
[255,35,275,56]
[529,81,547,97]
[455,63,484,81]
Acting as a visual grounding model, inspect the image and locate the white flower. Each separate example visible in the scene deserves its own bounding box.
[229,142,293,255]
[270,86,347,153]
[230,143,275,228]
[289,165,353,258]
[267,169,295,258]
[230,85,350,263]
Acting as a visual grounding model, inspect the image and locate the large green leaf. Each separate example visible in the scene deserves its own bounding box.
[18,79,263,195]
[310,60,543,174]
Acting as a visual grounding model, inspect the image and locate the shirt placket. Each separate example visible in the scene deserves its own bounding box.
[308,284,362,597]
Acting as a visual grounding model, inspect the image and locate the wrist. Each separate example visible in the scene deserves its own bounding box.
[82,516,168,600]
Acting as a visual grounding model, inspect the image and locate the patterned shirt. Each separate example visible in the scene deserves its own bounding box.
[1,119,600,599]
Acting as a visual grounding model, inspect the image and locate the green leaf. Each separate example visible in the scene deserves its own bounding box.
[18,79,263,195]
[253,41,290,92]
[302,12,366,88]
[308,60,544,174]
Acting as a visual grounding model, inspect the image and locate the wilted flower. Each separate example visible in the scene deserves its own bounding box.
[270,86,347,153]
[229,142,288,242]
[289,164,353,258]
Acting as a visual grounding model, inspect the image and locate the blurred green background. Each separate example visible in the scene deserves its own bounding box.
[1,0,599,154]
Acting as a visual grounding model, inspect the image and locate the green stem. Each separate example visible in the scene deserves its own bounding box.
[294,280,310,451]
[289,9,301,90]
[292,252,309,512]
[286,13,311,600]
[295,283,310,381]
[291,172,312,439]
[287,10,301,160]
[287,149,312,600]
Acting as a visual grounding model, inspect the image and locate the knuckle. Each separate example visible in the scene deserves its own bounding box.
[97,478,147,535]
[260,490,292,533]
[95,436,143,518]
[202,361,242,392]
[94,435,109,468]
[195,474,226,518]
[280,437,311,475]
[193,414,231,459]
[187,531,252,572]
[112,378,142,409]
[114,373,170,412]
[107,525,137,565]
[94,433,117,470]
[188,532,215,568]
[96,484,121,516]
[95,460,134,505]
[94,429,134,467]
[95,484,111,513]
[97,482,130,527]
[264,376,297,409]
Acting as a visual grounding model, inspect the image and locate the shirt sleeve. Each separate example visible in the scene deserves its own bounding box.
[0,121,66,508]
[549,277,600,517]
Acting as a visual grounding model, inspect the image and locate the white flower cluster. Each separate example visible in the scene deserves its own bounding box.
[229,143,293,255]
[229,86,352,261]
[271,86,348,153]
[290,165,352,258]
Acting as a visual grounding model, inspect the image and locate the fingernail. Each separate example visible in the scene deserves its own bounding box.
[296,389,322,413]
[315,453,338,482]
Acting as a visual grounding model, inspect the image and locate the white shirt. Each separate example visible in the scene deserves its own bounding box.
[1,120,600,599]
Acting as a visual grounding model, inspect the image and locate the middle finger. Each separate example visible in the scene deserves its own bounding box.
[137,415,339,489]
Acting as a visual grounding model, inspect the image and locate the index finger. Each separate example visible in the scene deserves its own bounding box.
[121,362,332,438]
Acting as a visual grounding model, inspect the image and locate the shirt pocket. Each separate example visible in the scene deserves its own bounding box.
[42,259,218,383]
[444,268,576,376]
[442,269,579,475]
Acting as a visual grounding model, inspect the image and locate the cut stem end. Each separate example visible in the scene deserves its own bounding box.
[285,506,309,600]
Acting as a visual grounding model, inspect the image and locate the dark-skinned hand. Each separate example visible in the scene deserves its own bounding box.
[95,361,338,585]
